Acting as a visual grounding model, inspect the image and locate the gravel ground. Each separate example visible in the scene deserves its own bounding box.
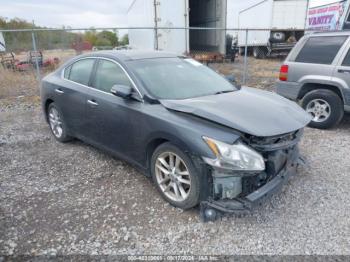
[1,96,350,256]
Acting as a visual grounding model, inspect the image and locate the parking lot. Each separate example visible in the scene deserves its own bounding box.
[1,58,350,255]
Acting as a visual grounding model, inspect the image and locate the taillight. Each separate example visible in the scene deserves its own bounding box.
[279,65,288,81]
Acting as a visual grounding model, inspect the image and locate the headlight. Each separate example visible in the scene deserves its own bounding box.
[202,136,265,171]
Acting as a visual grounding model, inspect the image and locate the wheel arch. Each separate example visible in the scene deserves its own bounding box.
[298,83,344,102]
[144,133,195,174]
[44,98,55,123]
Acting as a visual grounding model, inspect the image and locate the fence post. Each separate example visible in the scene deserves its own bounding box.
[31,31,41,81]
[243,29,248,85]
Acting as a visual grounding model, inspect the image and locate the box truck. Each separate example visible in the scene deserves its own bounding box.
[306,0,350,31]
[235,0,308,58]
[127,0,231,58]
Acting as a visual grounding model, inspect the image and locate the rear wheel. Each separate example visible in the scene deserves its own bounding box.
[253,46,267,59]
[151,143,201,209]
[47,103,72,142]
[301,89,344,129]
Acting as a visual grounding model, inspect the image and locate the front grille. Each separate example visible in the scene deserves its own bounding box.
[246,129,302,152]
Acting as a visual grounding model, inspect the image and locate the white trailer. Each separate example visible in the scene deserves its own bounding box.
[306,0,350,31]
[0,32,5,52]
[235,0,308,58]
[127,0,229,56]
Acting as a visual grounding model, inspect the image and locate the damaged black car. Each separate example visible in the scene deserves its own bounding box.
[41,51,311,221]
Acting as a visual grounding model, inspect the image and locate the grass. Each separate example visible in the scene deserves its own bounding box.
[0,49,78,104]
[0,68,39,99]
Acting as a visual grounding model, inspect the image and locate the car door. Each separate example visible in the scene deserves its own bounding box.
[58,58,96,139]
[85,58,143,159]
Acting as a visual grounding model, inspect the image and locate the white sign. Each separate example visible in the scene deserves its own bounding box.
[0,32,5,52]
[307,0,348,31]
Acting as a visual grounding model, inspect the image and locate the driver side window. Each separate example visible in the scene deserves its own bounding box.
[92,59,132,93]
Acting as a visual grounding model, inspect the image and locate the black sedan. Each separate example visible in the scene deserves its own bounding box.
[41,51,310,221]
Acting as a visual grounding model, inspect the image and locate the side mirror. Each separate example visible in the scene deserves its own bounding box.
[224,74,236,84]
[224,74,241,89]
[111,84,133,98]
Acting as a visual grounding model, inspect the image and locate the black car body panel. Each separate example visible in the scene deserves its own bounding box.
[161,87,311,137]
[41,51,310,220]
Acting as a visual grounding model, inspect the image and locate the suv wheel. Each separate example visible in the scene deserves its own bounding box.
[151,143,201,209]
[302,89,344,129]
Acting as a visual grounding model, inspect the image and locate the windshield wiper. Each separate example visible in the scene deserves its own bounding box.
[214,90,234,95]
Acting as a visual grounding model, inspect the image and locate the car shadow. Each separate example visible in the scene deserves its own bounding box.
[338,113,350,129]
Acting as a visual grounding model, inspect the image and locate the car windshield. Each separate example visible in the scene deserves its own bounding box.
[128,57,236,100]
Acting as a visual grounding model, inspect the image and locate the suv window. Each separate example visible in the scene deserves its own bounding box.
[295,36,347,64]
[342,48,350,66]
[92,59,131,93]
[67,59,95,86]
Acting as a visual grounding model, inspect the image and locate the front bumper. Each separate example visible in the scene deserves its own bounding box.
[200,155,305,221]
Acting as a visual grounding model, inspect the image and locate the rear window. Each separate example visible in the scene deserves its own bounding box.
[67,58,95,86]
[295,36,347,65]
[342,49,350,66]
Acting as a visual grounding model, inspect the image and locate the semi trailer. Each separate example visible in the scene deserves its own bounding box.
[127,0,231,58]
[235,0,308,58]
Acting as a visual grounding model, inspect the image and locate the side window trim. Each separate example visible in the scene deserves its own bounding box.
[90,57,143,101]
[62,57,97,87]
[339,37,350,67]
[61,57,143,102]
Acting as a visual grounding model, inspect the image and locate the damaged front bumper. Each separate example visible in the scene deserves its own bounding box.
[200,157,305,221]
[200,130,307,221]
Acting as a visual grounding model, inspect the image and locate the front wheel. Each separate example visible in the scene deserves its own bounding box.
[151,143,201,209]
[301,89,344,129]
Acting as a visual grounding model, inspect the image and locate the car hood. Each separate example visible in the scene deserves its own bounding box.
[160,87,311,137]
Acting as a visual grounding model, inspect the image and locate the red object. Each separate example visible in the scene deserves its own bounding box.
[279,64,289,81]
[15,61,31,71]
[71,41,93,51]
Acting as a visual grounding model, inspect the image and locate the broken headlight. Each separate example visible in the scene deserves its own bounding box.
[202,137,265,171]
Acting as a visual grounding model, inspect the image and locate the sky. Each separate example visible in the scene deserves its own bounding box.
[0,0,342,29]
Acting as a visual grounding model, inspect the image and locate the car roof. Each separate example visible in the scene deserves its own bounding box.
[78,50,180,62]
[309,30,350,37]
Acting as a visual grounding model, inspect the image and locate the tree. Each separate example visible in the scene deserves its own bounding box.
[119,34,129,46]
[83,30,98,46]
[97,31,118,46]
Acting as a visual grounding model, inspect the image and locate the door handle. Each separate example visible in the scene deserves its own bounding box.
[87,99,99,106]
[55,88,64,94]
[338,69,350,74]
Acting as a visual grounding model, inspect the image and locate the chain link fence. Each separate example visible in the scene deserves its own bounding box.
[0,27,301,100]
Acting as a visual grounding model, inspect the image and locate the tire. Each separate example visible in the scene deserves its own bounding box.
[151,142,201,210]
[47,103,72,142]
[301,89,344,129]
[253,46,267,59]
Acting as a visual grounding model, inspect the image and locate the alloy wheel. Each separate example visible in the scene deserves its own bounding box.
[48,107,63,138]
[306,98,331,123]
[155,152,191,202]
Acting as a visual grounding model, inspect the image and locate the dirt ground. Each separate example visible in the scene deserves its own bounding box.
[1,57,350,256]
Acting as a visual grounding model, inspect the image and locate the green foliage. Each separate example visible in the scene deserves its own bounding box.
[119,34,129,46]
[0,17,127,52]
